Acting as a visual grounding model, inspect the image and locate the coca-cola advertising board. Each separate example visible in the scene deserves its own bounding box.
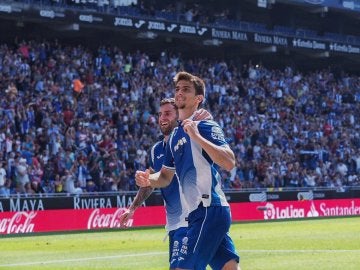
[1,199,359,235]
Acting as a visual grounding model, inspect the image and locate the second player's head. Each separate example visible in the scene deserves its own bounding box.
[158,98,178,136]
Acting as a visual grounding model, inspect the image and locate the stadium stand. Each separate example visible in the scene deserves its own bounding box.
[2,0,359,49]
[0,0,359,196]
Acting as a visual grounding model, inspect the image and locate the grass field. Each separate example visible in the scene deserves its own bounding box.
[1,217,360,270]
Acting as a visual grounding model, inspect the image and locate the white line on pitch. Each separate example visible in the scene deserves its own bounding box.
[1,250,359,267]
[240,249,360,253]
[0,251,167,267]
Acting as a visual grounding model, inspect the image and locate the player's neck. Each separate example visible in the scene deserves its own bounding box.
[178,107,197,120]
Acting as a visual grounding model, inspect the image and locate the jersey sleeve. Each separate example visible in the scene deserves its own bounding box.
[162,133,175,171]
[197,120,228,146]
[149,144,155,171]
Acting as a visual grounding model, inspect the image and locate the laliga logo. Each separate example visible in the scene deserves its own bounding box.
[263,203,275,220]
[263,203,305,220]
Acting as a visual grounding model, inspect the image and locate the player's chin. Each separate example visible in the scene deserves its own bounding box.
[175,102,185,109]
[161,128,172,136]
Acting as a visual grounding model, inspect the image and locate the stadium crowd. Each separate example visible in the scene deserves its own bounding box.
[0,38,359,197]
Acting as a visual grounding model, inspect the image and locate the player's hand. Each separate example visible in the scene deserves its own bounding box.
[119,209,134,228]
[193,108,213,121]
[135,169,151,187]
[182,119,200,139]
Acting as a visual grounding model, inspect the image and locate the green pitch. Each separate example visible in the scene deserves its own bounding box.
[1,217,359,270]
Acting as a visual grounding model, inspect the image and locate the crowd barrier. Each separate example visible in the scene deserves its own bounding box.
[1,188,359,235]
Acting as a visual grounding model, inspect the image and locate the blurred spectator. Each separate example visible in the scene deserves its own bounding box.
[16,158,30,193]
[0,161,7,196]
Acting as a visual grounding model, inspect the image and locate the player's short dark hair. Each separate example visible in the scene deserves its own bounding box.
[160,97,177,109]
[173,71,206,98]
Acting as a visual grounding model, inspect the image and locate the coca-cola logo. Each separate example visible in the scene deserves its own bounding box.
[87,208,133,229]
[0,211,36,234]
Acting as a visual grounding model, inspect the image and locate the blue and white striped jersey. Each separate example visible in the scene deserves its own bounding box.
[163,120,229,214]
[150,140,188,232]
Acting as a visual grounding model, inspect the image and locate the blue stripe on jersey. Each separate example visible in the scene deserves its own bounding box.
[163,120,229,213]
[150,140,188,232]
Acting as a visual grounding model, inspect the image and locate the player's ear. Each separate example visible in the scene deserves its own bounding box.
[196,95,204,103]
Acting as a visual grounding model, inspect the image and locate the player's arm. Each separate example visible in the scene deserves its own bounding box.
[119,185,153,227]
[150,167,175,188]
[194,136,235,171]
[120,168,157,227]
[182,119,235,171]
[130,167,156,211]
[136,167,175,188]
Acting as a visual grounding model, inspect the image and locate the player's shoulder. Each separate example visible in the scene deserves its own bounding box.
[153,140,163,149]
[172,126,180,133]
[197,120,221,130]
[151,140,164,154]
[168,126,180,140]
[198,120,226,142]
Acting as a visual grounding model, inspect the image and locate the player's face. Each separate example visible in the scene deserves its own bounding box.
[158,103,178,136]
[175,80,200,110]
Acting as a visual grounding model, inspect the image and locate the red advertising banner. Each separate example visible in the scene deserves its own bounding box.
[231,198,360,220]
[1,199,359,235]
[0,206,166,235]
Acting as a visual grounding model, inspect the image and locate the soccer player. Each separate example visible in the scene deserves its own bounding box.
[119,98,212,269]
[136,71,240,270]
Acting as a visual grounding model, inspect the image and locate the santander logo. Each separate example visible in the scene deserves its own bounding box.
[306,202,319,217]
[87,208,133,229]
[0,211,36,234]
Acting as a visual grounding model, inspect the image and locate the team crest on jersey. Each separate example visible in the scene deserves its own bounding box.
[211,126,225,141]
[174,137,187,151]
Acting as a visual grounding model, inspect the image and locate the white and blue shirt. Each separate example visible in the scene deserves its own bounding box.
[150,140,188,232]
[163,120,229,214]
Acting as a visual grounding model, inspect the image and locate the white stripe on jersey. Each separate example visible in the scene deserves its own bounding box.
[190,139,212,209]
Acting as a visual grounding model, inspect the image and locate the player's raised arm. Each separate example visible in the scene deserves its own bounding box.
[182,119,235,172]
